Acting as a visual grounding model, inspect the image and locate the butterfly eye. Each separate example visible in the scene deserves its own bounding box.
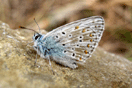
[35,35,39,40]
[35,34,41,40]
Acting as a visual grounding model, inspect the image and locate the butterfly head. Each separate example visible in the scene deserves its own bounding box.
[33,33,42,41]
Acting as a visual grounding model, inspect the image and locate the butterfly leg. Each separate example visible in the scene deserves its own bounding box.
[33,46,39,66]
[34,53,38,66]
[47,55,55,75]
[26,41,34,47]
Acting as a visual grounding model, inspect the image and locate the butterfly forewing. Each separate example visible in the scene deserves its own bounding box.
[41,16,104,68]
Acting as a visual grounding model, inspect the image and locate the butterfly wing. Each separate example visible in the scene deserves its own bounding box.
[43,16,104,68]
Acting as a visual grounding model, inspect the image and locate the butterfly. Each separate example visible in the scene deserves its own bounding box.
[20,16,104,69]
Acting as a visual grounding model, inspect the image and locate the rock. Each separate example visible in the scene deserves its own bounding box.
[0,21,132,88]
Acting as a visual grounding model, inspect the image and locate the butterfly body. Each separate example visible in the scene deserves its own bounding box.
[33,34,78,68]
[32,16,105,68]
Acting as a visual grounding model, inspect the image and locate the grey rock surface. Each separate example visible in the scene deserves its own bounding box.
[0,21,132,88]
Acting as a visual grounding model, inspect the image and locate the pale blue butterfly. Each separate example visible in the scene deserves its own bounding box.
[20,16,104,69]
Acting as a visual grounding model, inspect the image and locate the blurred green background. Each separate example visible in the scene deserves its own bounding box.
[0,0,132,61]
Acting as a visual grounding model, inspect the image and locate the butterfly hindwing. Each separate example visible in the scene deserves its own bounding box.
[40,16,104,68]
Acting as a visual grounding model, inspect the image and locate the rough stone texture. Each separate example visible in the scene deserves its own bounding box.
[0,21,132,88]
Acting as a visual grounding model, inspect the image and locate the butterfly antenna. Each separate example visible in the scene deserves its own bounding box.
[34,18,41,33]
[19,26,39,33]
